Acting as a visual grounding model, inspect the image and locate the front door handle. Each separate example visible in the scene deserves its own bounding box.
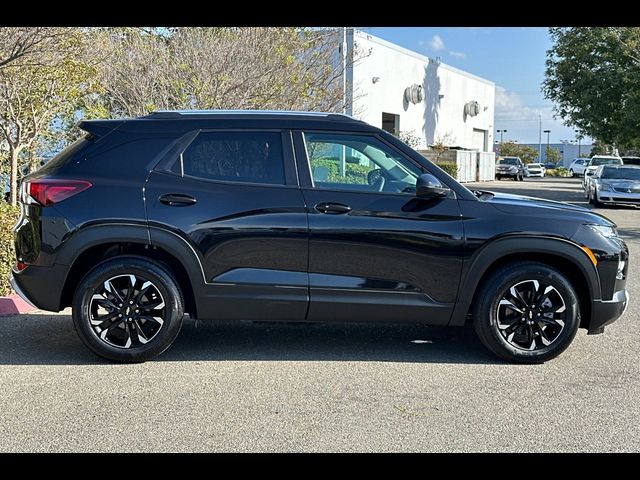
[314,202,352,214]
[159,193,197,207]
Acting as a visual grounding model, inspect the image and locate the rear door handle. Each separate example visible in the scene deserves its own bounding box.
[314,202,352,214]
[159,193,197,207]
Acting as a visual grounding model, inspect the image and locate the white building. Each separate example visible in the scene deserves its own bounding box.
[345,30,495,154]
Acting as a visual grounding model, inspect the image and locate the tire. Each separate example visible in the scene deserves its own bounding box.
[72,256,185,363]
[473,262,580,364]
[496,176,502,180]
[593,191,604,207]
[569,169,574,177]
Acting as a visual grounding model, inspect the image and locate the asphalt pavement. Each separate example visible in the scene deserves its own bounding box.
[1,176,638,452]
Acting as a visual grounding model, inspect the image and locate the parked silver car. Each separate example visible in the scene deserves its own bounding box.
[583,155,624,191]
[587,165,640,207]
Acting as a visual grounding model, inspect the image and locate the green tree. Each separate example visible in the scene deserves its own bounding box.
[543,27,640,152]
[499,142,539,164]
[589,139,613,156]
[0,33,95,205]
[545,147,561,164]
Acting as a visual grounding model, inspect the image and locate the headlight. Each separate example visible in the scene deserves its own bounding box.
[509,166,517,171]
[587,224,619,238]
[599,182,612,191]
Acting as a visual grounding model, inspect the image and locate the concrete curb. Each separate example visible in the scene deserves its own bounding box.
[0,294,37,316]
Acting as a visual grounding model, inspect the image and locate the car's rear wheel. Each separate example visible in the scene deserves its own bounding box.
[473,262,580,363]
[72,256,184,363]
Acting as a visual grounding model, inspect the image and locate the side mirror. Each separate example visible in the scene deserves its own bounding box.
[416,173,450,199]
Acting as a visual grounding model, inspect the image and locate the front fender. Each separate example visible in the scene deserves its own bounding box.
[448,235,601,326]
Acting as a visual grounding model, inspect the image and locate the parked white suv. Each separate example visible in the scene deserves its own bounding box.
[568,158,590,177]
[525,163,546,177]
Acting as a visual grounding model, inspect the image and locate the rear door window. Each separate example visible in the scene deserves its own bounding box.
[179,131,285,185]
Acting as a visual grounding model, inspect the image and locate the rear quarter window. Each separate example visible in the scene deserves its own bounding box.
[65,135,176,178]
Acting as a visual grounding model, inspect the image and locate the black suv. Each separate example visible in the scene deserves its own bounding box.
[495,156,525,181]
[12,111,629,363]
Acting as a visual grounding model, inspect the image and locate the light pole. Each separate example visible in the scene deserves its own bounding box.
[543,129,551,161]
[497,129,507,144]
[576,133,583,157]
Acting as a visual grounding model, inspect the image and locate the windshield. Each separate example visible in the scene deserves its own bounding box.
[591,157,622,167]
[601,167,640,180]
[498,158,519,165]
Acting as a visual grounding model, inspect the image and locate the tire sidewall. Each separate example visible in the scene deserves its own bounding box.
[476,264,580,363]
[72,257,184,362]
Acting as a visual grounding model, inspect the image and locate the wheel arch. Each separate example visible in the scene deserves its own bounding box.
[449,236,600,329]
[58,224,203,317]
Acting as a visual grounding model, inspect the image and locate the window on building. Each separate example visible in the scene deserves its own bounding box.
[179,132,285,185]
[382,112,400,135]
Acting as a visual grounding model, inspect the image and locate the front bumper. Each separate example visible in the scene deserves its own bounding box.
[597,191,640,206]
[589,289,629,334]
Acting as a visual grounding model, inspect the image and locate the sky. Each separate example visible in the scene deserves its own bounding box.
[364,27,587,146]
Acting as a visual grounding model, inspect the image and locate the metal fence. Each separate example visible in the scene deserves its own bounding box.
[418,150,496,183]
[476,152,496,181]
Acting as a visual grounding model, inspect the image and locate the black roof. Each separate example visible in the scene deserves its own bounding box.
[78,109,372,137]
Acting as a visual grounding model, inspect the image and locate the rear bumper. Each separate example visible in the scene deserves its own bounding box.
[10,264,68,312]
[10,275,37,308]
[589,289,629,334]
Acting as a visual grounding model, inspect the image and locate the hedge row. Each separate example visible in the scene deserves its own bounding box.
[312,158,373,185]
[432,161,458,178]
[0,203,19,296]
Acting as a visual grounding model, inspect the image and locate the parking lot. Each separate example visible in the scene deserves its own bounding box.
[0,176,638,452]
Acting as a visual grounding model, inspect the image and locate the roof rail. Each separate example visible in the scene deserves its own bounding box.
[142,109,357,121]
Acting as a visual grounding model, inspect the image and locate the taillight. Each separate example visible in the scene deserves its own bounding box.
[15,261,28,272]
[23,179,92,206]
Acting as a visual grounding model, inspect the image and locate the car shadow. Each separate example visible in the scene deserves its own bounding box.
[0,313,502,366]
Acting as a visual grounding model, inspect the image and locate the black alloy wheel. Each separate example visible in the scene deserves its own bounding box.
[73,256,184,362]
[473,262,580,363]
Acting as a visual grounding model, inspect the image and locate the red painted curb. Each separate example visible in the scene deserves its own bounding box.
[0,294,37,316]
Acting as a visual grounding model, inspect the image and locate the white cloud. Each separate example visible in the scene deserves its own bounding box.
[494,86,586,144]
[418,40,425,47]
[449,50,467,59]
[429,35,445,51]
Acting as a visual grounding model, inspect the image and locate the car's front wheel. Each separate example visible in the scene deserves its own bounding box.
[72,256,184,363]
[591,189,604,207]
[569,169,574,177]
[473,262,580,363]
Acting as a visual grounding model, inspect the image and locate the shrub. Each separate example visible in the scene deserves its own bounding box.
[432,161,458,179]
[0,202,19,296]
[312,158,373,185]
[547,166,571,177]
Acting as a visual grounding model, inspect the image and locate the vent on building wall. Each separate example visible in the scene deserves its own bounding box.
[464,101,481,117]
[404,84,424,104]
